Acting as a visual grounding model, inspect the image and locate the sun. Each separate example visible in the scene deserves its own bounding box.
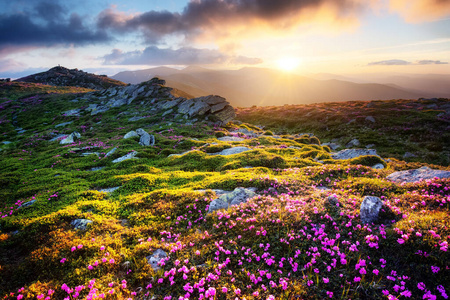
[276,57,301,72]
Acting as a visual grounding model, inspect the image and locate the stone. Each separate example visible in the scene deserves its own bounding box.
[208,187,257,214]
[146,249,168,271]
[162,109,173,117]
[346,139,360,148]
[55,121,73,128]
[218,136,245,142]
[159,99,182,110]
[20,200,36,208]
[212,105,235,124]
[213,147,251,156]
[331,149,378,160]
[136,128,155,146]
[187,101,210,117]
[90,166,105,171]
[326,195,339,206]
[63,108,81,116]
[112,151,138,163]
[107,98,128,107]
[71,219,93,230]
[199,95,227,105]
[128,116,145,122]
[403,152,417,159]
[372,163,385,169]
[210,102,228,113]
[104,147,117,158]
[124,131,139,139]
[98,186,120,193]
[322,142,340,150]
[178,100,194,114]
[60,131,81,144]
[49,134,67,142]
[360,196,383,224]
[386,166,450,184]
[365,116,375,123]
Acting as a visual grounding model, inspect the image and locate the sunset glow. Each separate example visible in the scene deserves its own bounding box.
[276,57,301,72]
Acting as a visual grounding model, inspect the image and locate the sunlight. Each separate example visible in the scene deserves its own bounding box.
[276,57,301,72]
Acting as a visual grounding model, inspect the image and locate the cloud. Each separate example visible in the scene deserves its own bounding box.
[417,60,448,65]
[98,0,371,44]
[0,0,109,53]
[368,59,411,65]
[389,0,450,22]
[102,47,263,66]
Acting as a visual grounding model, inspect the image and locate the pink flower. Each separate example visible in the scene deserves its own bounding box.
[431,266,440,273]
[354,276,361,282]
[397,238,405,244]
[222,287,228,293]
[88,265,93,270]
[323,277,329,283]
[417,282,426,290]
[77,244,83,249]
[60,258,67,263]
[195,250,200,255]
[109,258,115,264]
[373,269,379,275]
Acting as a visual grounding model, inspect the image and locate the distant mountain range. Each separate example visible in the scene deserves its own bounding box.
[112,66,447,107]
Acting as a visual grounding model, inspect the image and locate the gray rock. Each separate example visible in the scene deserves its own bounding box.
[213,146,251,156]
[124,131,139,139]
[199,95,227,105]
[372,163,385,169]
[98,186,120,193]
[386,166,450,184]
[218,136,245,142]
[128,116,145,122]
[112,151,138,163]
[60,132,81,144]
[71,219,93,230]
[136,128,155,146]
[90,167,105,171]
[360,196,383,224]
[104,147,117,158]
[187,101,210,117]
[326,195,339,206]
[212,105,235,124]
[366,144,375,149]
[208,187,257,214]
[107,98,128,107]
[55,121,73,128]
[162,109,173,117]
[49,134,67,142]
[365,116,375,123]
[63,108,81,116]
[322,142,340,150]
[159,99,182,110]
[2,141,12,145]
[178,100,194,114]
[331,149,377,160]
[346,139,360,148]
[403,152,417,159]
[20,200,36,208]
[146,249,168,271]
[210,102,228,113]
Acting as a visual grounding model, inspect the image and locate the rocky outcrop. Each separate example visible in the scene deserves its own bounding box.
[360,196,383,224]
[331,149,378,160]
[15,66,126,90]
[208,187,257,214]
[386,167,450,184]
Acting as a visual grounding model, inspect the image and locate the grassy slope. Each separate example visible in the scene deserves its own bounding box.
[0,83,448,299]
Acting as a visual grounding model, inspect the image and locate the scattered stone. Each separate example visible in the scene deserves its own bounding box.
[331,149,377,160]
[322,142,340,150]
[146,249,168,271]
[386,166,450,184]
[55,121,73,128]
[60,131,81,144]
[104,147,117,158]
[365,116,375,123]
[128,116,146,122]
[98,186,120,193]
[136,128,155,146]
[403,152,417,159]
[20,200,36,208]
[326,195,339,206]
[187,101,210,117]
[208,187,257,214]
[63,108,81,116]
[346,139,360,148]
[49,134,67,142]
[212,147,251,156]
[218,136,245,142]
[90,167,105,171]
[2,141,12,145]
[360,196,383,224]
[71,219,93,230]
[112,151,138,163]
[366,144,375,149]
[124,131,139,139]
[372,163,385,169]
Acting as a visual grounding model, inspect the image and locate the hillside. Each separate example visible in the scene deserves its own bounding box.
[16,66,128,90]
[112,66,429,107]
[0,79,449,300]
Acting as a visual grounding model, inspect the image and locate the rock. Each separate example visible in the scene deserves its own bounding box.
[322,142,340,150]
[124,131,139,139]
[212,147,251,156]
[60,131,81,144]
[218,136,245,142]
[366,144,375,149]
[2,141,12,145]
[403,152,417,159]
[365,116,375,123]
[146,249,168,271]
[372,163,385,169]
[159,99,182,110]
[162,109,173,117]
[360,196,383,224]
[98,186,120,193]
[63,108,81,116]
[107,98,128,107]
[71,219,93,230]
[20,200,36,208]
[210,102,228,113]
[208,187,257,214]
[212,105,235,124]
[49,134,67,142]
[199,95,227,105]
[187,101,210,117]
[331,149,378,160]
[112,151,138,163]
[386,166,450,184]
[90,167,105,171]
[326,195,339,206]
[104,147,117,158]
[178,100,194,114]
[136,128,155,146]
[346,139,360,148]
[55,121,73,128]
[128,116,146,122]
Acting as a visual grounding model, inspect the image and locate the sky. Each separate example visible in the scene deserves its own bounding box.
[0,0,449,78]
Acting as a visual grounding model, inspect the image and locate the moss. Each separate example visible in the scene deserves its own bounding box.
[349,155,386,167]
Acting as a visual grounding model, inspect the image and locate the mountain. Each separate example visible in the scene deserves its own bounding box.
[112,66,430,107]
[16,66,127,90]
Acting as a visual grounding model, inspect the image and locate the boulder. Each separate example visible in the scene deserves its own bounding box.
[212,105,235,124]
[372,163,385,169]
[322,142,340,150]
[208,187,257,214]
[136,128,155,146]
[210,102,228,113]
[178,100,195,114]
[365,116,375,123]
[146,249,168,271]
[98,186,120,193]
[20,200,36,208]
[213,146,251,156]
[360,196,383,224]
[71,219,93,230]
[124,131,139,139]
[218,136,245,142]
[187,101,210,117]
[159,99,182,110]
[346,139,360,148]
[55,121,73,128]
[386,166,450,184]
[104,147,117,158]
[112,151,138,163]
[331,149,377,160]
[60,131,81,145]
[199,95,227,105]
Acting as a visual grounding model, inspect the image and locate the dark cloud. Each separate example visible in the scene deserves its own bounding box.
[98,0,367,43]
[417,60,448,65]
[368,59,411,66]
[102,47,262,66]
[0,0,109,51]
